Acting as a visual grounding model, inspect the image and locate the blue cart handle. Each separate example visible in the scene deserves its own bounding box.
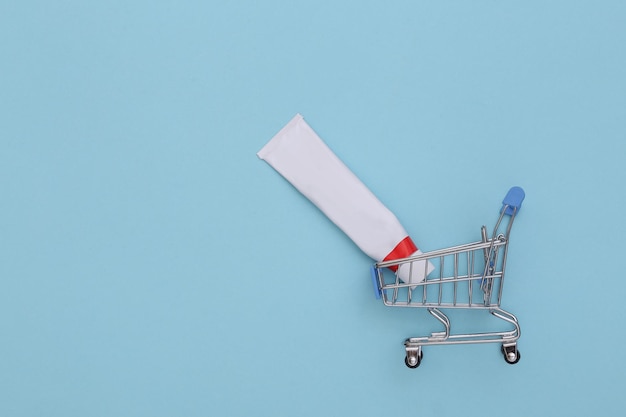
[502,186,525,215]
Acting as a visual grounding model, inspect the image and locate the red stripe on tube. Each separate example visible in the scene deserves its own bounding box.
[383,236,418,271]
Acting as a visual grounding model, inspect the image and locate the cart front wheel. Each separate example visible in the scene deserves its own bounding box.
[405,350,423,369]
[501,345,521,365]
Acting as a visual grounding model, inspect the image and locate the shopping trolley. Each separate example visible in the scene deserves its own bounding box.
[370,187,525,368]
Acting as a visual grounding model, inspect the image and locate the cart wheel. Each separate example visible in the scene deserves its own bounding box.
[405,351,423,369]
[501,345,521,365]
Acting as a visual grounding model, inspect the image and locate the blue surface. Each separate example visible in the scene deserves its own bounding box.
[1,1,625,416]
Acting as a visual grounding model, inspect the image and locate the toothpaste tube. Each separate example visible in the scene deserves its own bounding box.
[257,114,433,283]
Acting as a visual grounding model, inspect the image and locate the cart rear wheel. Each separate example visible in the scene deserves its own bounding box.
[405,351,423,369]
[501,345,521,364]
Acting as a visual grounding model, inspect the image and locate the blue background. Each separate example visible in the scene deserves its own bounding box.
[1,1,625,415]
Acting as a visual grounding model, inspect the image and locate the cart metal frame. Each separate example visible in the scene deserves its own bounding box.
[371,187,525,368]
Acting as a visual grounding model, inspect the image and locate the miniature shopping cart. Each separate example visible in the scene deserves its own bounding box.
[370,187,525,368]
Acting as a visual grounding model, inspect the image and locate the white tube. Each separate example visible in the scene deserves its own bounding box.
[257,114,433,284]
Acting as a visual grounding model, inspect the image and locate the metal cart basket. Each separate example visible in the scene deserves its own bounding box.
[370,187,525,368]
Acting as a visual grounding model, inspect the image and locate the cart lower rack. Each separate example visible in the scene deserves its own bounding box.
[371,187,525,368]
